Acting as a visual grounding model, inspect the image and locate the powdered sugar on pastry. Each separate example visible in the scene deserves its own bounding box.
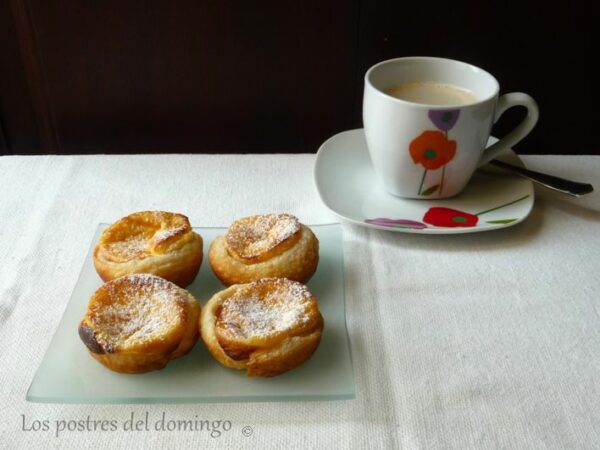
[217,278,313,340]
[225,214,300,260]
[153,225,186,245]
[104,237,149,260]
[99,212,192,262]
[87,274,186,351]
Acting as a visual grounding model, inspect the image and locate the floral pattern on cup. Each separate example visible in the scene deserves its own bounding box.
[364,195,530,230]
[428,109,460,132]
[409,109,460,196]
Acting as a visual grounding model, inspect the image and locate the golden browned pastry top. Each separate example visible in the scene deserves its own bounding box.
[224,214,301,263]
[214,278,322,359]
[80,274,190,355]
[97,211,195,263]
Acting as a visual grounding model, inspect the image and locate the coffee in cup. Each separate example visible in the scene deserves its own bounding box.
[386,82,479,106]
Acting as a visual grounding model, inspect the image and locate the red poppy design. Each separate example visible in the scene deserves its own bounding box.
[409,130,457,170]
[423,207,478,228]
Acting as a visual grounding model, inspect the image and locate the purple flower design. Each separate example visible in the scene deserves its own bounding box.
[428,109,460,132]
[365,218,428,229]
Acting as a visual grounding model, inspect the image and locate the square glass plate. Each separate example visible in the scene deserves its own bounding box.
[27,224,354,403]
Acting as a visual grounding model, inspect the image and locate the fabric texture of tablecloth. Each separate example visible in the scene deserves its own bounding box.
[1,153,599,449]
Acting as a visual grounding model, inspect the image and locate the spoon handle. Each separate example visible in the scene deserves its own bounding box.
[489,159,594,197]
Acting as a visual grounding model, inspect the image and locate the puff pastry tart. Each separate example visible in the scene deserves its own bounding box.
[201,278,324,377]
[94,211,203,287]
[208,213,319,286]
[78,274,200,373]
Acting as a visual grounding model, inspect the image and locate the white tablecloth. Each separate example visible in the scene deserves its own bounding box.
[1,153,599,449]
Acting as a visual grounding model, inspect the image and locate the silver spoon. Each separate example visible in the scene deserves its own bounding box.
[489,159,594,197]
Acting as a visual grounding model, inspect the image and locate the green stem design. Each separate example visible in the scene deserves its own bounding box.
[418,168,427,195]
[439,130,448,195]
[475,195,530,216]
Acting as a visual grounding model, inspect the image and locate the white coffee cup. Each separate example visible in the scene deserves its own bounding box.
[363,56,539,198]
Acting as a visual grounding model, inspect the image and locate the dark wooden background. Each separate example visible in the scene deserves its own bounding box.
[0,0,597,155]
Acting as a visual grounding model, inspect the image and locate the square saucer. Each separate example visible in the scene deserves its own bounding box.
[27,224,354,403]
[314,129,534,234]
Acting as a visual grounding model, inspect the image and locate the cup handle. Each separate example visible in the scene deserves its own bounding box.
[477,92,539,167]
